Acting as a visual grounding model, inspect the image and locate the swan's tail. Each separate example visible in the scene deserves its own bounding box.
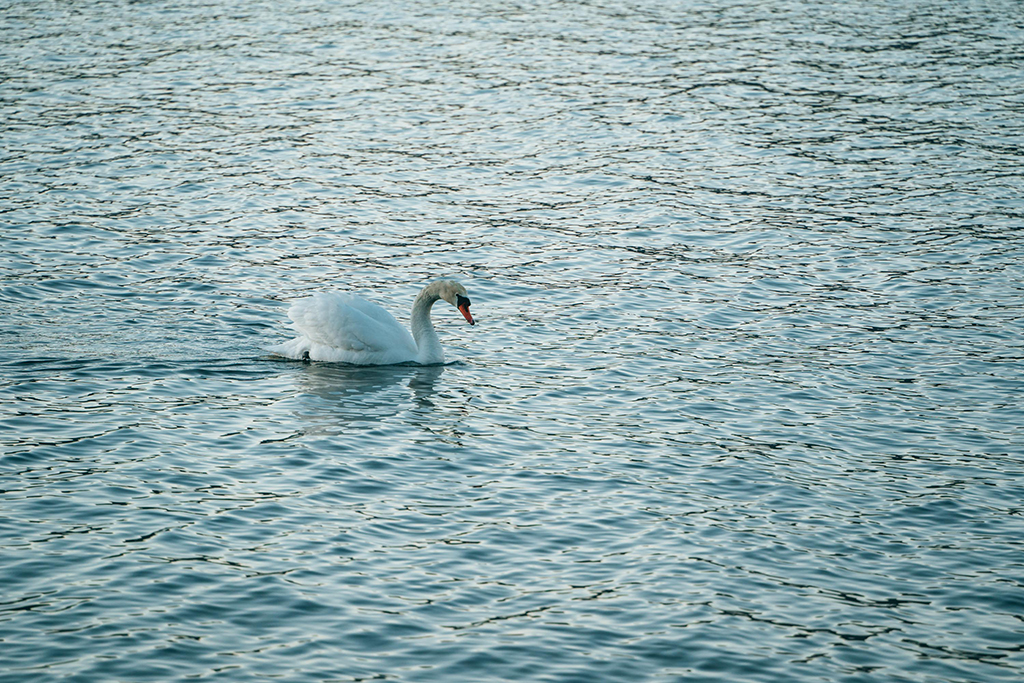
[267,336,311,360]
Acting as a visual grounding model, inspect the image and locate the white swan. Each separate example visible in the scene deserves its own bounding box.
[268,279,475,365]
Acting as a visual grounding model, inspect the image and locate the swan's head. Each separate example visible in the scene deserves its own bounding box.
[436,280,475,326]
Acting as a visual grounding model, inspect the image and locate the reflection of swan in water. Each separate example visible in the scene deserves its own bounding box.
[407,364,445,409]
[289,363,447,428]
[269,280,475,365]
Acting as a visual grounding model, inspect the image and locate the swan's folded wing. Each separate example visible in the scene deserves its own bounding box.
[287,292,416,355]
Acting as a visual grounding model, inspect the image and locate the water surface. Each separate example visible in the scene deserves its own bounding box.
[2,1,1023,681]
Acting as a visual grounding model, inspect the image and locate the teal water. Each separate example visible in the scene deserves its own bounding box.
[2,1,1023,681]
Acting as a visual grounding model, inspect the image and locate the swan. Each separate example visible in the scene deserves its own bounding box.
[268,279,475,365]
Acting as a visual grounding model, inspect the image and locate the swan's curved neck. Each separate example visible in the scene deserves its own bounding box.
[410,284,444,364]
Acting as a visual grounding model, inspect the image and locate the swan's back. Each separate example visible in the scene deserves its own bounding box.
[270,292,418,364]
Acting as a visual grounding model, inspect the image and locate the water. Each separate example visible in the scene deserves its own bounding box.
[2,0,1023,681]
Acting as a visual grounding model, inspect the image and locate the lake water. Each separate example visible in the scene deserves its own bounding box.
[2,0,1023,681]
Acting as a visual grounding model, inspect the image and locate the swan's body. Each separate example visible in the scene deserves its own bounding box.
[268,279,475,365]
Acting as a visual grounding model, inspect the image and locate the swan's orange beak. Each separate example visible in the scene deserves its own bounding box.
[456,295,475,325]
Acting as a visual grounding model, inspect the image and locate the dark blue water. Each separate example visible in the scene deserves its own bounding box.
[3,1,1023,681]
